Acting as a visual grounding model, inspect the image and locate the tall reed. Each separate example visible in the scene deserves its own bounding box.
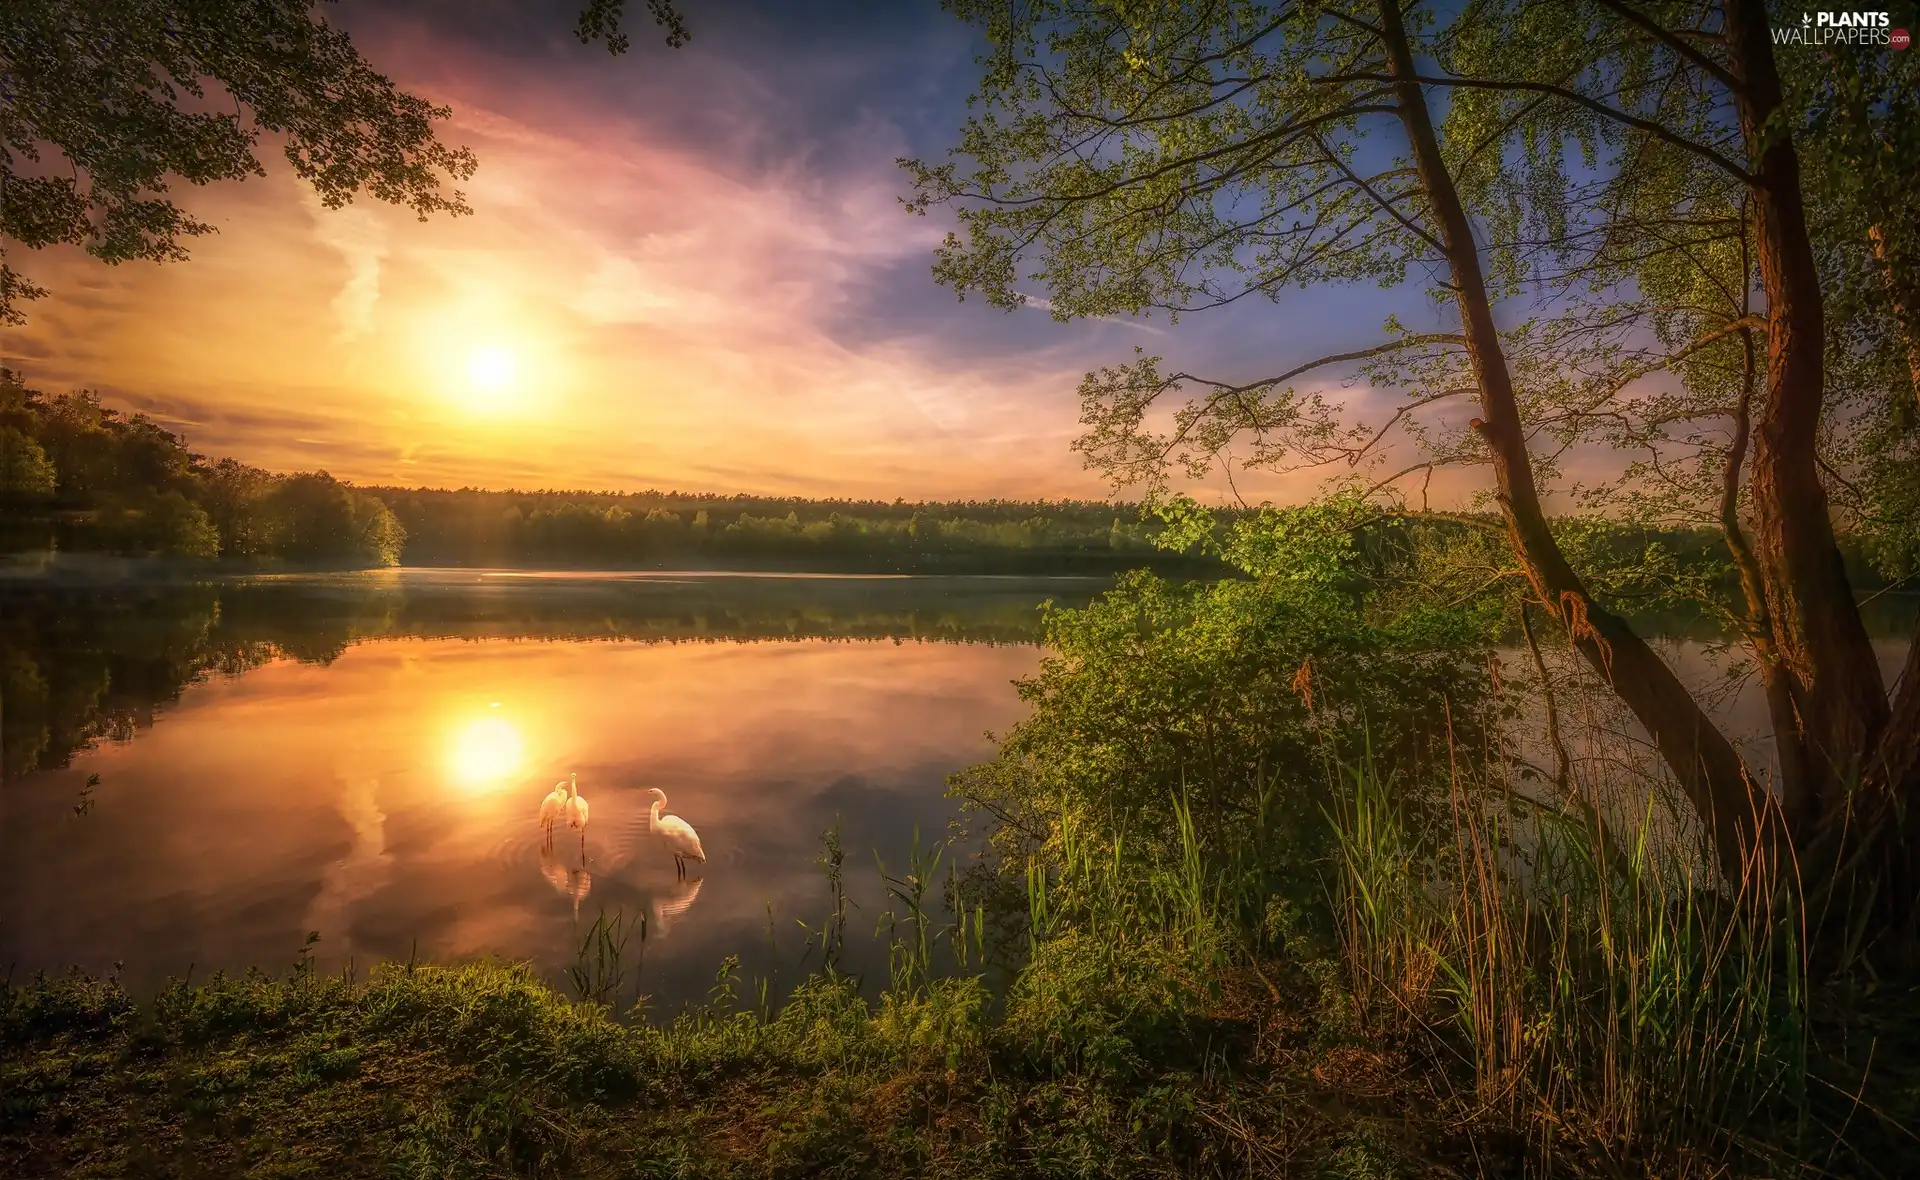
[1327,724,1810,1166]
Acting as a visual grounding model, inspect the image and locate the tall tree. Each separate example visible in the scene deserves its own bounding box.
[1446,0,1920,933]
[908,0,1920,941]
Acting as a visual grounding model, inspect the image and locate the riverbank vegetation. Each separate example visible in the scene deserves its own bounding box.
[899,0,1920,969]
[8,0,1920,1175]
[8,503,1918,1176]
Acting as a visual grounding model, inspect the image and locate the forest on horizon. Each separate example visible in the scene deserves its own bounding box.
[0,370,1211,573]
[8,369,1914,591]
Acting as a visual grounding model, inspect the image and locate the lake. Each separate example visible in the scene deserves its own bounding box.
[0,570,1103,1010]
[3,567,1912,1013]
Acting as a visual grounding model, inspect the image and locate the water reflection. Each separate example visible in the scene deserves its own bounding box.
[448,710,527,790]
[0,573,1069,1009]
[538,853,593,921]
[537,808,706,937]
[3,572,1910,1012]
[645,876,704,940]
[0,570,1098,781]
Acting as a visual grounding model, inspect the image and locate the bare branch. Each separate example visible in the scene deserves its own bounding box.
[1592,0,1742,94]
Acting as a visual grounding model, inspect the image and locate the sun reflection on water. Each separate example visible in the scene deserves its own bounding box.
[447,710,526,789]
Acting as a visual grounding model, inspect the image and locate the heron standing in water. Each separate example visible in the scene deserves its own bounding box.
[646,787,705,878]
[564,773,589,855]
[545,778,587,855]
[538,780,569,852]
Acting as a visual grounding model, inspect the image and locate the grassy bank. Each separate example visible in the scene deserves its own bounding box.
[9,761,1917,1179]
[10,509,1920,1177]
[4,949,1497,1179]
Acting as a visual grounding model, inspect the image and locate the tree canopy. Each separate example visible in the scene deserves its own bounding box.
[0,0,693,324]
[0,369,403,565]
[909,0,1920,949]
[0,0,479,324]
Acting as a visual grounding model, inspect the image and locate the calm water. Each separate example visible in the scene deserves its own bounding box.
[3,569,1911,1009]
[0,570,1102,1008]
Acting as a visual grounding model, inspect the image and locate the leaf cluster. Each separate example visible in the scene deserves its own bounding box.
[1,0,477,322]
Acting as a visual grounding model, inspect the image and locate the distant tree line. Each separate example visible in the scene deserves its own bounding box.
[1,371,404,566]
[0,370,1218,573]
[373,487,1205,572]
[16,366,1886,588]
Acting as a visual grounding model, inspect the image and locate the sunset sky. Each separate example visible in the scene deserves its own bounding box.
[1,0,1454,502]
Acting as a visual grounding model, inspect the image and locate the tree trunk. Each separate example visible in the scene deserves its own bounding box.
[1722,0,1888,806]
[1862,220,1920,932]
[1722,325,1813,834]
[1863,219,1920,928]
[1377,0,1772,883]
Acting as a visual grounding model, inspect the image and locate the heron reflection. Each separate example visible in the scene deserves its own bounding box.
[532,775,706,933]
[539,853,592,920]
[537,846,704,937]
[644,875,704,940]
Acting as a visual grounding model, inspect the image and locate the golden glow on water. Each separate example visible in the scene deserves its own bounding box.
[0,637,1047,1001]
[446,710,527,789]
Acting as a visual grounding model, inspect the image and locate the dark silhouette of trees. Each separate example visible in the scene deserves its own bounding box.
[1,370,402,565]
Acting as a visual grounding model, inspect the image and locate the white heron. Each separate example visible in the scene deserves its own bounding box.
[538,780,570,852]
[564,773,589,855]
[646,787,705,878]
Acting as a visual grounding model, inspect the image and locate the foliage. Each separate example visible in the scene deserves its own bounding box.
[0,369,405,564]
[0,946,1459,1179]
[954,497,1495,892]
[0,424,55,497]
[1317,726,1861,1172]
[0,371,1216,571]
[909,0,1920,941]
[268,472,405,567]
[9,526,1919,1172]
[366,485,1209,573]
[0,0,477,324]
[575,0,691,54]
[1784,26,1920,583]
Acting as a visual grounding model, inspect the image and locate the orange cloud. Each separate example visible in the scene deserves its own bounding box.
[0,25,1128,500]
[0,10,1523,511]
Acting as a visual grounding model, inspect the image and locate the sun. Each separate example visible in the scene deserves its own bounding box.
[466,346,518,401]
[409,301,566,419]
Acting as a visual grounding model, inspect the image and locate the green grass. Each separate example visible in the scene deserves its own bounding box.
[8,762,1917,1178]
[10,731,1920,1177]
[1,950,1496,1179]
[1320,737,1920,1177]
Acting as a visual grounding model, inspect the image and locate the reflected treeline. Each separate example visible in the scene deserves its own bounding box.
[0,574,1096,779]
[0,583,259,779]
